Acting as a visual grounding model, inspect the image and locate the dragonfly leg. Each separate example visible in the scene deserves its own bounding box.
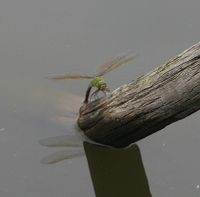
[90,89,100,101]
[105,88,110,92]
[94,93,99,100]
[103,88,110,95]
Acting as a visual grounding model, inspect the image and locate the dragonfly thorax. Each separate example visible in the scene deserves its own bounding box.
[91,77,107,90]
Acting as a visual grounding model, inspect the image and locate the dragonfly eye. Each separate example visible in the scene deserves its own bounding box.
[100,85,106,91]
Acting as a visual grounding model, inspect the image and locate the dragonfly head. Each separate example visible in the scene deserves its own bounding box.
[98,81,107,91]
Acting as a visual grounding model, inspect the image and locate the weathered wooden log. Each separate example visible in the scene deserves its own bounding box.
[78,42,200,148]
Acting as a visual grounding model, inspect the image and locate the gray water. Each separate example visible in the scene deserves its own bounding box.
[1,0,200,196]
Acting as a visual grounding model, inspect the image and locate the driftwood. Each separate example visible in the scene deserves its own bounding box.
[78,42,200,148]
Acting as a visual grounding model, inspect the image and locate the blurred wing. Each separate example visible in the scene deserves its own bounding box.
[39,135,83,147]
[94,52,138,76]
[44,71,93,80]
[41,149,85,164]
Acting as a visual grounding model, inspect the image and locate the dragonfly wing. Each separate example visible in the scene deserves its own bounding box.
[94,52,138,76]
[41,149,85,164]
[39,135,83,147]
[44,71,93,80]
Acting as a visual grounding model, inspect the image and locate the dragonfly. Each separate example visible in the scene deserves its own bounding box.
[45,52,138,103]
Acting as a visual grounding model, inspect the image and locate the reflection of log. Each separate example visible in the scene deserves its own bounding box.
[78,42,200,148]
[84,142,152,197]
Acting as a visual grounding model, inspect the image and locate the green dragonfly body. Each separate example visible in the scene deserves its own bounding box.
[91,76,106,89]
[45,52,137,103]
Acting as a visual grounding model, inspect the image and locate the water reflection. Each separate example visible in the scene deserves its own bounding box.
[40,132,152,196]
[84,142,152,197]
[39,127,111,164]
[39,134,85,164]
[39,94,85,164]
[40,94,151,196]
